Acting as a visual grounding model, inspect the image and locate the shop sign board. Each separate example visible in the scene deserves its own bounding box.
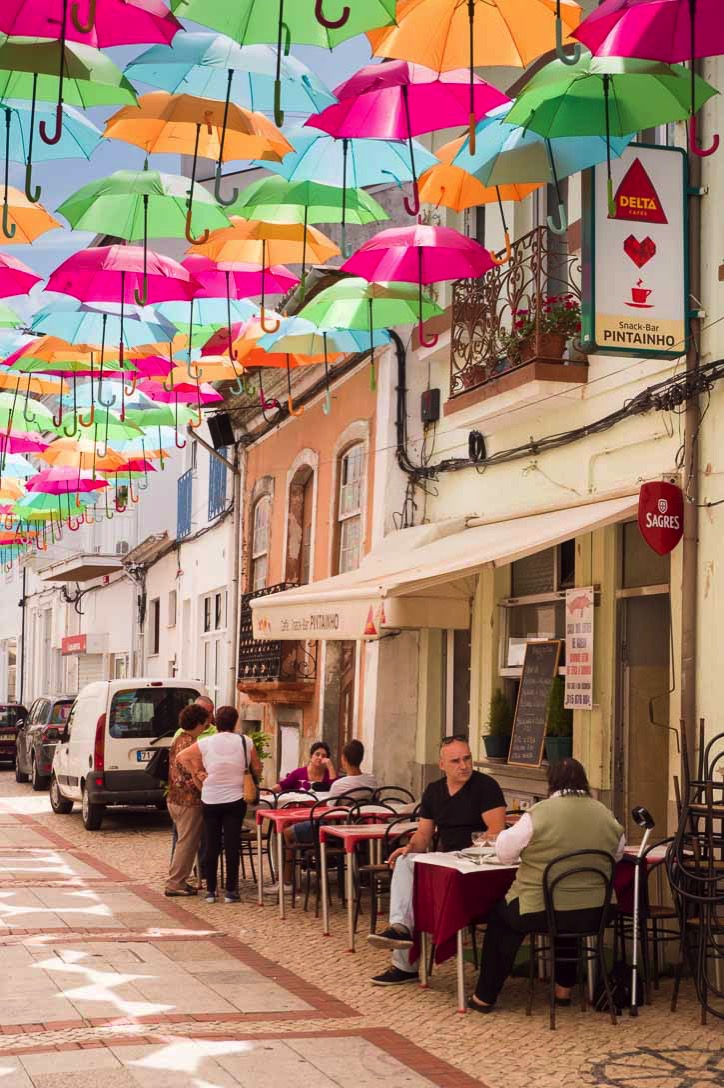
[564,587,594,710]
[582,143,687,359]
[508,640,561,768]
[638,481,684,555]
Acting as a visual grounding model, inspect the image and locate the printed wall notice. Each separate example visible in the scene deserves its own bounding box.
[564,587,594,710]
[584,144,687,360]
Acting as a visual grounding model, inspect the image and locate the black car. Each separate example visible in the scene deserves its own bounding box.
[16,696,74,790]
[0,704,28,767]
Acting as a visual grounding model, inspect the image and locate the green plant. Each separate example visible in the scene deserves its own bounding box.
[501,293,581,359]
[249,728,271,764]
[487,689,513,736]
[546,676,573,738]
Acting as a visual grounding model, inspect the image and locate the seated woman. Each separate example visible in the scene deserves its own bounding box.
[273,740,336,793]
[469,757,625,1013]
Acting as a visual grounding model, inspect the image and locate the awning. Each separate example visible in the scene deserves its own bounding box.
[40,553,124,583]
[251,495,638,641]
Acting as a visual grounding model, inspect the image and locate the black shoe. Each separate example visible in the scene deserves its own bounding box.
[467,997,495,1014]
[371,967,419,986]
[367,925,413,950]
[224,891,240,903]
[165,884,197,897]
[555,996,572,1007]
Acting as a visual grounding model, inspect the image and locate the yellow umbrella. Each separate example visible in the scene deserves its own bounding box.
[39,436,127,473]
[0,372,68,395]
[0,186,60,244]
[0,479,25,501]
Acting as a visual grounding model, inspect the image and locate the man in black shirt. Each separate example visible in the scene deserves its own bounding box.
[368,736,506,985]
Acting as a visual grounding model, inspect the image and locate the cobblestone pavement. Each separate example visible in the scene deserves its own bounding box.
[0,779,720,1088]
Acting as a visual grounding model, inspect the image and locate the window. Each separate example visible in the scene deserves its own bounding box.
[167,590,177,628]
[200,591,226,706]
[148,598,160,656]
[208,447,228,521]
[501,541,575,673]
[286,465,314,586]
[251,495,272,591]
[108,687,198,740]
[112,654,129,680]
[50,701,72,724]
[177,469,193,540]
[336,443,364,574]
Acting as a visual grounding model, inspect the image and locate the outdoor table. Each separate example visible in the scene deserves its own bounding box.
[320,820,419,952]
[255,806,318,919]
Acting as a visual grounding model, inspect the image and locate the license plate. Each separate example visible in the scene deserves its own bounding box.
[0,734,14,741]
[136,750,154,763]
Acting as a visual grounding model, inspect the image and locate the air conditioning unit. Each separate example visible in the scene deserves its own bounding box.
[115,540,130,556]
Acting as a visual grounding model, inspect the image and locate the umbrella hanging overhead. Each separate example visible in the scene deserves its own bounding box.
[104,92,292,230]
[573,0,723,157]
[369,0,583,149]
[0,0,181,46]
[1,99,102,182]
[342,224,493,347]
[261,130,439,189]
[0,302,21,329]
[0,252,41,299]
[31,297,177,349]
[307,61,509,211]
[418,160,541,230]
[0,182,60,244]
[168,0,397,126]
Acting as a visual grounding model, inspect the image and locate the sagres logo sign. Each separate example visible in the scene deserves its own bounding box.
[638,482,684,556]
[612,157,668,224]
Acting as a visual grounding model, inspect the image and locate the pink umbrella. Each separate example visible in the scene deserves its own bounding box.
[573,0,721,156]
[0,0,180,46]
[341,224,494,347]
[0,432,50,456]
[137,378,223,404]
[26,466,108,494]
[0,252,41,299]
[306,61,510,213]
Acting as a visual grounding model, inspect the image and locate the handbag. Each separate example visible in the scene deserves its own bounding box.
[145,745,170,783]
[242,735,258,804]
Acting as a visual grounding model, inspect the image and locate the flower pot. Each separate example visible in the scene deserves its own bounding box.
[520,331,567,364]
[545,736,572,764]
[483,734,511,760]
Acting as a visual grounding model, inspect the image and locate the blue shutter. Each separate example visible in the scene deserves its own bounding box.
[177,469,193,539]
[208,447,227,521]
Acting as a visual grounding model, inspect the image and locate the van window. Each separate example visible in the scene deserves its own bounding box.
[50,702,73,724]
[0,706,24,727]
[108,688,199,740]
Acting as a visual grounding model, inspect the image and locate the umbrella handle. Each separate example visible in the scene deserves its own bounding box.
[39,103,63,146]
[418,321,439,349]
[489,231,512,267]
[52,403,63,428]
[97,384,116,408]
[229,373,246,396]
[274,80,285,128]
[185,208,209,246]
[287,396,304,417]
[259,389,281,412]
[115,493,127,513]
[125,374,138,396]
[24,162,41,204]
[67,515,82,532]
[403,180,421,217]
[606,178,616,219]
[555,14,581,66]
[186,357,203,380]
[129,481,139,504]
[83,508,94,525]
[214,164,238,207]
[322,389,332,415]
[547,201,568,236]
[78,403,95,428]
[189,402,203,429]
[22,390,36,425]
[175,430,186,449]
[133,280,148,306]
[260,305,280,334]
[1,202,15,241]
[71,0,96,33]
[63,415,78,438]
[689,114,719,158]
[315,0,350,29]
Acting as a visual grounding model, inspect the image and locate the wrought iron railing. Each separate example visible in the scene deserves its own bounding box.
[238,582,318,683]
[450,225,583,398]
[177,469,193,540]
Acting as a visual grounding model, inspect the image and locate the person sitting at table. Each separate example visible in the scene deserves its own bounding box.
[367,735,506,986]
[271,739,378,894]
[468,757,625,1013]
[273,740,337,793]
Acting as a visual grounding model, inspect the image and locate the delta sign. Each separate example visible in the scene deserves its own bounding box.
[582,144,687,360]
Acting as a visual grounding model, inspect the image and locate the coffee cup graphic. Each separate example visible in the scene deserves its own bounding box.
[626,279,654,308]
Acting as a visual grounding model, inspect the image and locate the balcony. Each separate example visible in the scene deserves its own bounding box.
[447,226,588,429]
[237,583,317,704]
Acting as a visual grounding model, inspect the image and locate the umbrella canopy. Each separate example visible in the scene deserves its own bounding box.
[261,129,439,189]
[31,298,177,349]
[0,0,181,47]
[2,99,102,166]
[229,176,388,227]
[418,161,541,214]
[0,185,60,244]
[0,391,59,433]
[0,302,21,329]
[39,435,127,471]
[182,254,298,300]
[26,466,108,495]
[47,245,198,305]
[0,252,41,299]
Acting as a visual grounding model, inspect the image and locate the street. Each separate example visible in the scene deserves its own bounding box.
[0,775,719,1088]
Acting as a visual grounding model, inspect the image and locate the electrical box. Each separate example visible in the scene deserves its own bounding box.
[421,388,441,424]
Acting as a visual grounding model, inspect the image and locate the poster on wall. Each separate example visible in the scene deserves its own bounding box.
[564,587,594,710]
[582,143,687,360]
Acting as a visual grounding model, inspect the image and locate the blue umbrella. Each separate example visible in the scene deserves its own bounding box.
[1,100,102,206]
[30,298,177,349]
[157,296,257,331]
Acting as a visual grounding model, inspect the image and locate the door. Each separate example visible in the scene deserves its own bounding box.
[338,641,356,753]
[54,699,80,797]
[617,595,671,840]
[17,700,35,771]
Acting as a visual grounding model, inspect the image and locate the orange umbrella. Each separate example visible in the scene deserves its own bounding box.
[193,218,339,333]
[39,435,127,473]
[369,0,582,151]
[0,186,60,244]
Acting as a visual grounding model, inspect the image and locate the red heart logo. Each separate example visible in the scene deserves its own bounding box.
[623,234,656,269]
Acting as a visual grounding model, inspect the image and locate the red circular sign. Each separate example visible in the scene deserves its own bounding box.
[638,482,684,556]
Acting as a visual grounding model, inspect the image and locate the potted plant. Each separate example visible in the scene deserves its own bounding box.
[483,689,513,760]
[504,294,582,365]
[544,676,573,764]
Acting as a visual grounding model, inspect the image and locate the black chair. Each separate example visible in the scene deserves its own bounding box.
[373,786,416,805]
[353,813,419,935]
[527,850,618,1030]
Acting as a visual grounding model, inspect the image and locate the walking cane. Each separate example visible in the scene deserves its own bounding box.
[629,805,655,1016]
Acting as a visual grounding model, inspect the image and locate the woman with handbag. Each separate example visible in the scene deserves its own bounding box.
[177,705,261,903]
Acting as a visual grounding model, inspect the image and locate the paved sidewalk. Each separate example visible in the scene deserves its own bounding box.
[0,779,720,1088]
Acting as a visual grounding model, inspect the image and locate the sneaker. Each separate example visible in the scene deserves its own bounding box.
[204,892,216,903]
[265,882,293,895]
[371,967,419,986]
[224,891,240,903]
[367,924,413,950]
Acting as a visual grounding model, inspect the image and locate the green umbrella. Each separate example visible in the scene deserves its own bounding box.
[170,0,397,126]
[230,176,388,297]
[299,277,443,389]
[0,302,19,328]
[507,51,718,218]
[124,400,197,450]
[57,167,231,305]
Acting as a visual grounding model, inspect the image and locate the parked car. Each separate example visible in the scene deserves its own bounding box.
[16,696,74,790]
[50,678,207,830]
[0,704,28,768]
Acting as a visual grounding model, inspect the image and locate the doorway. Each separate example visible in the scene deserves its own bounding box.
[338,641,356,753]
[616,594,671,840]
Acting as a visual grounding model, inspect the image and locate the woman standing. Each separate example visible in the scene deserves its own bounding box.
[164,703,209,897]
[273,740,336,793]
[177,705,261,903]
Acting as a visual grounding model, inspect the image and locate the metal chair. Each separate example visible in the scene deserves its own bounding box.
[353,813,419,935]
[373,786,416,804]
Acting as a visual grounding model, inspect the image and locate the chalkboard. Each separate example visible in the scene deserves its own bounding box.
[508,640,562,768]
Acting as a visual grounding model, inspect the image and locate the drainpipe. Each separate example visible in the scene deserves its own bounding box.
[228,445,243,704]
[18,567,26,704]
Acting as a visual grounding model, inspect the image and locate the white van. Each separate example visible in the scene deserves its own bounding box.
[50,678,208,831]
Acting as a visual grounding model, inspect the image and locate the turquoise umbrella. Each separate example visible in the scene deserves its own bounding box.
[1,99,102,189]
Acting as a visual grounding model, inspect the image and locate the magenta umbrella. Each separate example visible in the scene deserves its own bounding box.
[0,0,180,45]
[341,224,494,347]
[573,0,721,156]
[306,61,510,214]
[0,432,50,456]
[0,252,42,300]
[26,464,108,511]
[137,378,223,404]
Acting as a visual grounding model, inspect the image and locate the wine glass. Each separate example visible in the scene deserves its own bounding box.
[471,831,487,850]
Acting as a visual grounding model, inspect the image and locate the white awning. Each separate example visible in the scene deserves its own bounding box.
[251,495,638,641]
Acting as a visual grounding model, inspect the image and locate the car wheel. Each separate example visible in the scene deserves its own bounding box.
[81,786,104,831]
[50,774,73,815]
[15,749,28,783]
[31,756,49,792]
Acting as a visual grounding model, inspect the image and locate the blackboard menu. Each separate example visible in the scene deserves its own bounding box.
[508,640,562,767]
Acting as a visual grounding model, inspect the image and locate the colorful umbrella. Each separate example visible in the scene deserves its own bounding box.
[506,51,717,214]
[0,181,60,244]
[342,224,493,346]
[0,0,181,47]
[2,99,102,179]
[30,298,177,350]
[0,303,21,329]
[307,61,509,212]
[369,0,583,148]
[168,0,397,125]
[0,252,41,299]
[261,129,439,190]
[573,0,723,157]
[47,245,197,307]
[104,92,292,233]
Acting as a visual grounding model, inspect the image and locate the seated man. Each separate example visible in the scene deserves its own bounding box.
[368,735,506,986]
